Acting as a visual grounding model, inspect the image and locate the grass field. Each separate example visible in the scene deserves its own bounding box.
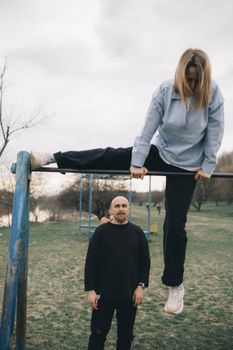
[0,203,233,349]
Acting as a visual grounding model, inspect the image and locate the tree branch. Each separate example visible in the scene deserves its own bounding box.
[0,58,48,160]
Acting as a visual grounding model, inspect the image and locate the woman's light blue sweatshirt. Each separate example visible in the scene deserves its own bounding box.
[131,80,224,175]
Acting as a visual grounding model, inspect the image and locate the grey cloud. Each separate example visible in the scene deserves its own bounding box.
[96,0,233,59]
[11,42,92,77]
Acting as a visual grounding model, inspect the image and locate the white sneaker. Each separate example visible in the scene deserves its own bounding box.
[164,283,184,314]
[30,152,55,170]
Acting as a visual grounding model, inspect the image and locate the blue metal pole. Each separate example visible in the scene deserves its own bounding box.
[128,178,132,220]
[78,175,83,234]
[88,174,93,239]
[16,175,30,350]
[147,176,152,238]
[0,151,31,350]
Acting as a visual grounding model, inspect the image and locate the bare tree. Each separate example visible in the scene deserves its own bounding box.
[151,190,165,207]
[214,152,233,205]
[134,192,147,206]
[191,180,212,211]
[191,151,233,210]
[0,188,13,226]
[57,176,128,220]
[0,58,48,222]
[221,166,233,205]
[0,161,15,226]
[0,59,47,159]
[207,178,224,206]
[57,177,81,210]
[216,152,233,171]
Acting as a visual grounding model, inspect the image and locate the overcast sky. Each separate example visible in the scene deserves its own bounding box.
[0,0,232,191]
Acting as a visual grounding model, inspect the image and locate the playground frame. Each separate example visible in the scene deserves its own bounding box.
[77,173,154,238]
[0,150,232,350]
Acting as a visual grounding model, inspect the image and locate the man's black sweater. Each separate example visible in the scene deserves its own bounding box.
[84,222,150,299]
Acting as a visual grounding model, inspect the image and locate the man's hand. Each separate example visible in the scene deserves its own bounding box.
[133,286,144,307]
[87,290,99,310]
[130,165,148,180]
[195,169,211,180]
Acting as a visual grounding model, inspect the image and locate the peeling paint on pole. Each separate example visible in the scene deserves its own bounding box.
[0,152,30,350]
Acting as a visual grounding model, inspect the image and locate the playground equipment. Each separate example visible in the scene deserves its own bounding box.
[78,173,132,238]
[0,151,232,350]
[78,173,154,238]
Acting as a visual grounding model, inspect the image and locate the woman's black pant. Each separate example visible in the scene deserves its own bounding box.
[54,145,196,286]
[87,299,137,350]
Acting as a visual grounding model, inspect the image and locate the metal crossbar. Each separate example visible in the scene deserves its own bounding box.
[11,164,233,178]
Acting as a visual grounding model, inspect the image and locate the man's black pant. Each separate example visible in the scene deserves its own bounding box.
[54,145,196,286]
[87,299,137,350]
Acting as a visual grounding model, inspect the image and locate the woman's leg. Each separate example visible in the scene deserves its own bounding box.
[144,146,197,286]
[161,175,196,286]
[53,144,181,171]
[54,147,132,170]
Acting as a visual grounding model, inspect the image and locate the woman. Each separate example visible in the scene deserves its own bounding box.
[31,48,224,314]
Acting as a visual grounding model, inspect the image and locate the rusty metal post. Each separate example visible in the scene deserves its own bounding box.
[0,151,31,350]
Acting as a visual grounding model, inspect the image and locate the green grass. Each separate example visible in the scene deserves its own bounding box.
[0,204,233,349]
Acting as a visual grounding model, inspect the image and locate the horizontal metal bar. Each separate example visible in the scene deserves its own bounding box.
[11,163,233,178]
[32,167,233,178]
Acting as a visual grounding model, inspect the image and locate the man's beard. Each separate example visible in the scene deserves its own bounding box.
[116,213,127,223]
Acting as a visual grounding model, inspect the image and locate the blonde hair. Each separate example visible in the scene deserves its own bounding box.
[174,48,212,109]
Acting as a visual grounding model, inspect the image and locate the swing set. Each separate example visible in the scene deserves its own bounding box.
[78,173,155,238]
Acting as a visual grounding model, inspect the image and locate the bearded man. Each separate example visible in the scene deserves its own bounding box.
[84,196,150,350]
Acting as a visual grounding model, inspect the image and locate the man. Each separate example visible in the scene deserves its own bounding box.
[84,196,150,350]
